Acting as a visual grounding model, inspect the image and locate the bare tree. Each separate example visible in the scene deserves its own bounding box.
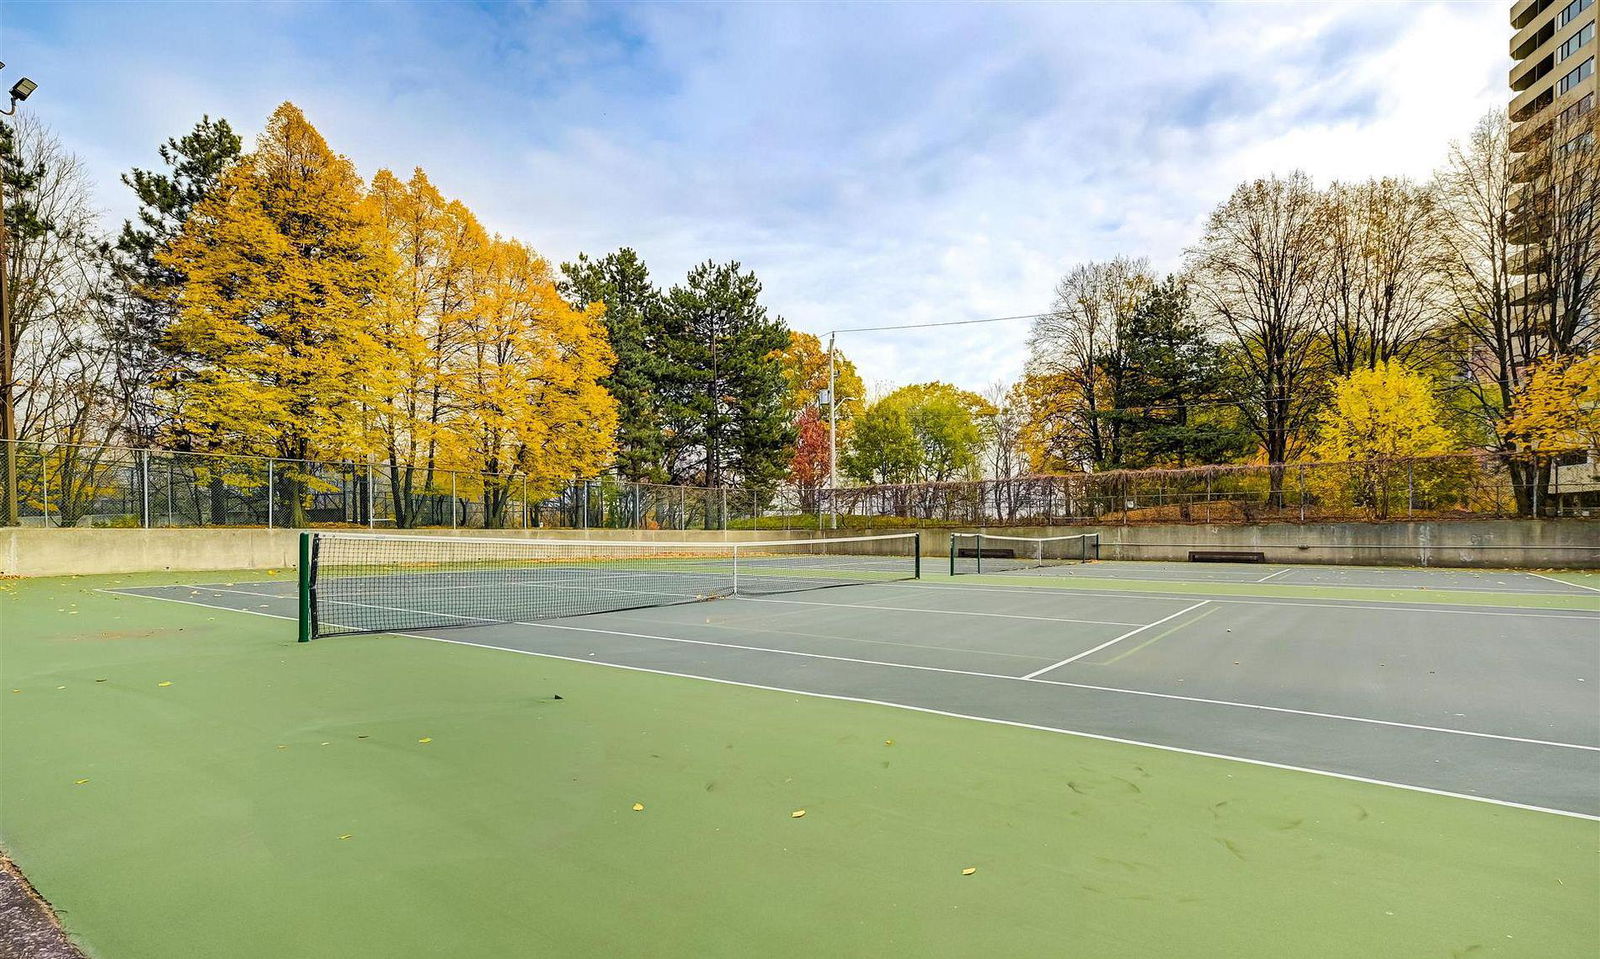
[1515,104,1599,358]
[4,116,123,446]
[980,380,1028,520]
[1315,177,1448,376]
[1432,109,1596,514]
[1026,256,1154,470]
[1,116,126,525]
[1186,171,1327,506]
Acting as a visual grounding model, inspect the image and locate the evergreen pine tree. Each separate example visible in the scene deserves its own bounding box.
[1101,278,1251,468]
[107,116,242,443]
[559,248,668,482]
[659,261,794,499]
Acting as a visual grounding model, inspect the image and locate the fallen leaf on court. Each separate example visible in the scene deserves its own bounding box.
[418,737,432,744]
[632,803,645,811]
[338,834,353,840]
[74,779,90,785]
[95,679,107,683]
[277,745,288,750]
[157,681,173,687]
[962,867,977,876]
[884,740,894,746]
[790,809,806,819]
[259,604,270,609]
[10,689,20,694]
[56,685,65,690]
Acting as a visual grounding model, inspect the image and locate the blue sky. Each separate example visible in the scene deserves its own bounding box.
[4,0,1509,392]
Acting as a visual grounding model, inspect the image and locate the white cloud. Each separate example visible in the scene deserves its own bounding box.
[5,0,1510,392]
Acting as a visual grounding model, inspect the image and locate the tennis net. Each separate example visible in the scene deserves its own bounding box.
[949,532,1099,575]
[298,531,920,639]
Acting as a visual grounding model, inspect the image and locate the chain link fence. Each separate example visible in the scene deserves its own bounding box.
[1,440,1594,530]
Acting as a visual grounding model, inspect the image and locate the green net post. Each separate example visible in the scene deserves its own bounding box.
[914,532,922,578]
[297,532,313,643]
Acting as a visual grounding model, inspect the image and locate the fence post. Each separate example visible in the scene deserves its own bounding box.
[267,459,274,529]
[1298,465,1306,523]
[451,472,457,529]
[41,445,50,527]
[1204,471,1212,524]
[366,462,375,529]
[1531,453,1540,518]
[140,449,151,528]
[1407,461,1414,518]
[720,488,727,530]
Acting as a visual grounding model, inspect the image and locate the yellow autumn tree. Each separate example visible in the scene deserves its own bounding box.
[1309,360,1459,518]
[1017,369,1082,473]
[160,102,393,526]
[449,237,617,527]
[1507,354,1600,453]
[368,167,489,525]
[778,332,865,419]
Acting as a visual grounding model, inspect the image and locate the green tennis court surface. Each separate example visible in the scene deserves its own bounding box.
[3,563,1597,957]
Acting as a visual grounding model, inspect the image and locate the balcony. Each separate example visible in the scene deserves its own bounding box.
[1511,150,1551,184]
[1513,53,1555,92]
[1514,18,1558,60]
[1510,246,1551,281]
[1513,0,1553,31]
[1513,87,1556,128]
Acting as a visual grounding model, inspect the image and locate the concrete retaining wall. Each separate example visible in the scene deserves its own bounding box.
[1023,520,1600,568]
[2,520,1596,577]
[0,528,897,578]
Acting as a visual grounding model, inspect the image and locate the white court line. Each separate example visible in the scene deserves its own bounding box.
[100,585,1600,826]
[893,581,1600,620]
[965,570,1587,596]
[109,586,1599,754]
[95,588,295,619]
[1020,602,1211,680]
[151,575,1600,620]
[1526,571,1600,594]
[1256,568,1294,583]
[411,633,1600,822]
[736,595,1145,628]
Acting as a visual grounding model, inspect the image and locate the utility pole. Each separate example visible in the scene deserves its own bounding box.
[0,66,39,527]
[827,332,837,530]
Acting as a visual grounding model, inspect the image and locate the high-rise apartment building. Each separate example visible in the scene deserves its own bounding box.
[1511,0,1595,155]
[1508,0,1596,341]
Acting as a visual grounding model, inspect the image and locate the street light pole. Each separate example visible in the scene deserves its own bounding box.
[0,67,39,527]
[0,158,14,526]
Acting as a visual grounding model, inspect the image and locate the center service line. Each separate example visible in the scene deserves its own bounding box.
[1020,600,1211,680]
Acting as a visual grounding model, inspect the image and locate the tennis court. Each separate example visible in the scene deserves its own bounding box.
[4,531,1598,957]
[112,535,1600,816]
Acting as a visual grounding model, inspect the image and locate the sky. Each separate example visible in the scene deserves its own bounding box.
[3,0,1511,394]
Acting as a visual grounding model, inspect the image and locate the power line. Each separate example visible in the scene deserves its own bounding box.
[827,312,1050,336]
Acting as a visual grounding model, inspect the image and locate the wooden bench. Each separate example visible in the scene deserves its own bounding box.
[1188,550,1267,563]
[956,548,1019,559]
